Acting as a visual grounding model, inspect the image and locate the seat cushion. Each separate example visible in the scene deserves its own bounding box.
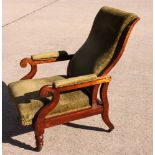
[8,76,91,126]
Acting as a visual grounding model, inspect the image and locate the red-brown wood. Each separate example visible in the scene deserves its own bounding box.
[20,58,37,80]
[91,85,100,108]
[100,83,114,131]
[34,86,60,151]
[45,105,103,128]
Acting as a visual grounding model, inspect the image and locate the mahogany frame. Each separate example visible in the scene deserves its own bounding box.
[19,17,139,151]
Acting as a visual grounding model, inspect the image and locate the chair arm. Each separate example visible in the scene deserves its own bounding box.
[31,51,68,60]
[52,74,111,93]
[36,75,111,122]
[53,74,98,88]
[39,75,111,97]
[20,51,74,80]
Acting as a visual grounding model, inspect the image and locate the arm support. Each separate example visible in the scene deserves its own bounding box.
[34,75,111,131]
[34,75,111,127]
[36,76,111,121]
[20,51,74,80]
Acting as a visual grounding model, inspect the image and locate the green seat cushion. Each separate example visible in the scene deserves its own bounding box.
[8,76,91,126]
[67,6,138,77]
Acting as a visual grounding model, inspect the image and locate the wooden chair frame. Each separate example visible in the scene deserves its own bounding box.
[19,18,139,151]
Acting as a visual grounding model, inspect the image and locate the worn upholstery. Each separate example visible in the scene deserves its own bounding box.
[31,51,68,60]
[8,76,91,126]
[67,6,138,77]
[53,74,97,88]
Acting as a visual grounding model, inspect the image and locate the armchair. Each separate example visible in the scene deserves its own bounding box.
[8,6,140,151]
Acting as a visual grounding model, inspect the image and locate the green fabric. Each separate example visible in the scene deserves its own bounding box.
[54,74,97,88]
[8,76,91,126]
[67,6,138,77]
[31,51,68,60]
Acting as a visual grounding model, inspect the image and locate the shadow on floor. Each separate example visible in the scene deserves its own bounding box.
[64,122,111,132]
[2,81,35,151]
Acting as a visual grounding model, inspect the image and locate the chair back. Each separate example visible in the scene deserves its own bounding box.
[67,6,139,77]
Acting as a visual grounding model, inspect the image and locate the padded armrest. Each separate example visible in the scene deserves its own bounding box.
[53,74,97,88]
[31,51,68,60]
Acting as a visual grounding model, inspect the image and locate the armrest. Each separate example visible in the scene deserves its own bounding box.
[31,51,68,60]
[53,74,97,88]
[40,75,111,97]
[51,75,111,92]
[20,51,74,80]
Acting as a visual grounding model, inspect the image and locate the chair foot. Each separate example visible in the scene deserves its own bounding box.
[35,134,44,152]
[101,113,114,131]
[107,125,114,132]
[35,146,43,152]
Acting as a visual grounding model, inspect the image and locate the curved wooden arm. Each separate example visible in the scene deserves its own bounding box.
[34,85,60,127]
[20,54,74,80]
[34,85,60,149]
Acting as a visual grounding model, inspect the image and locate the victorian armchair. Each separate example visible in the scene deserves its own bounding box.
[8,6,139,151]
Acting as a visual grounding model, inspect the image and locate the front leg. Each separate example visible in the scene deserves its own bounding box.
[35,127,44,151]
[100,82,114,131]
[34,117,45,152]
[33,86,60,151]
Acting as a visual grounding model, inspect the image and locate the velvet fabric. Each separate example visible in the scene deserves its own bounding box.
[67,6,138,77]
[31,51,68,60]
[8,76,91,126]
[53,74,97,88]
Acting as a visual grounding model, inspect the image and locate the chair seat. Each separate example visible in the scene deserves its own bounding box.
[8,76,91,126]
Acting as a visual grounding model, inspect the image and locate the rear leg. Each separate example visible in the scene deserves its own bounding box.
[100,83,114,131]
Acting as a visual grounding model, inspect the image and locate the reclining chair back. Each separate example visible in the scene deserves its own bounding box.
[67,6,139,77]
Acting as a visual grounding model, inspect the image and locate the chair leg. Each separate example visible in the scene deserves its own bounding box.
[35,133,44,151]
[100,83,114,131]
[34,121,44,151]
[101,105,114,131]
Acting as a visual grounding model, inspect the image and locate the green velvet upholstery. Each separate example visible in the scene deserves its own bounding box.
[67,6,138,77]
[53,74,97,88]
[31,51,68,60]
[8,76,91,126]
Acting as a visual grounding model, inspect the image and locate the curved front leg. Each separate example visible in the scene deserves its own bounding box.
[34,123,44,151]
[34,85,60,151]
[20,58,37,80]
[100,82,114,131]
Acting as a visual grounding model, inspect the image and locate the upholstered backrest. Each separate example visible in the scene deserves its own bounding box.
[67,6,138,77]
